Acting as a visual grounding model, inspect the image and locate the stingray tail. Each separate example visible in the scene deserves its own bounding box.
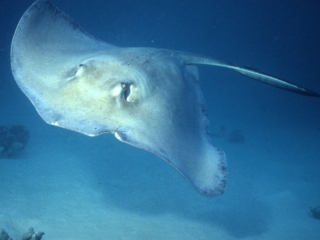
[179,52,320,97]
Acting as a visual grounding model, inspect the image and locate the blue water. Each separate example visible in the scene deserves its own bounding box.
[1,0,320,239]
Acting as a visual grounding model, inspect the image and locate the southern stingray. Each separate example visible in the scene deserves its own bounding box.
[11,0,319,197]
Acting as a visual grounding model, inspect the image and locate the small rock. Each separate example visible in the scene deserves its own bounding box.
[310,206,320,220]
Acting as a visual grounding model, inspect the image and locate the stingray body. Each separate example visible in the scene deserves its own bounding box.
[11,0,319,197]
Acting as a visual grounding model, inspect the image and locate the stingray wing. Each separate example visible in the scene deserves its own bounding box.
[11,0,116,135]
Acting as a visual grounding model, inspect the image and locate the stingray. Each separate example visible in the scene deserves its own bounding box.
[11,0,320,197]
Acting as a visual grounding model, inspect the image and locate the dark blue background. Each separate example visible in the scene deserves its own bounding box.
[1,0,320,93]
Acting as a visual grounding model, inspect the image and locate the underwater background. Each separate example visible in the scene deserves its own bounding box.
[1,0,320,239]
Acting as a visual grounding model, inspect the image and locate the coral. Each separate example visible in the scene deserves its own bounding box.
[20,228,44,240]
[0,125,29,158]
[0,229,12,240]
[0,228,44,240]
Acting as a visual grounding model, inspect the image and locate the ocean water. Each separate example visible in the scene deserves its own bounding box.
[0,0,320,239]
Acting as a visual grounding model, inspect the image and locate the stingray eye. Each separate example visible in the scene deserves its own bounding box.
[121,83,131,101]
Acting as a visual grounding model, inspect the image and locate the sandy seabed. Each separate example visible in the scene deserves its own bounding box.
[0,88,320,240]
